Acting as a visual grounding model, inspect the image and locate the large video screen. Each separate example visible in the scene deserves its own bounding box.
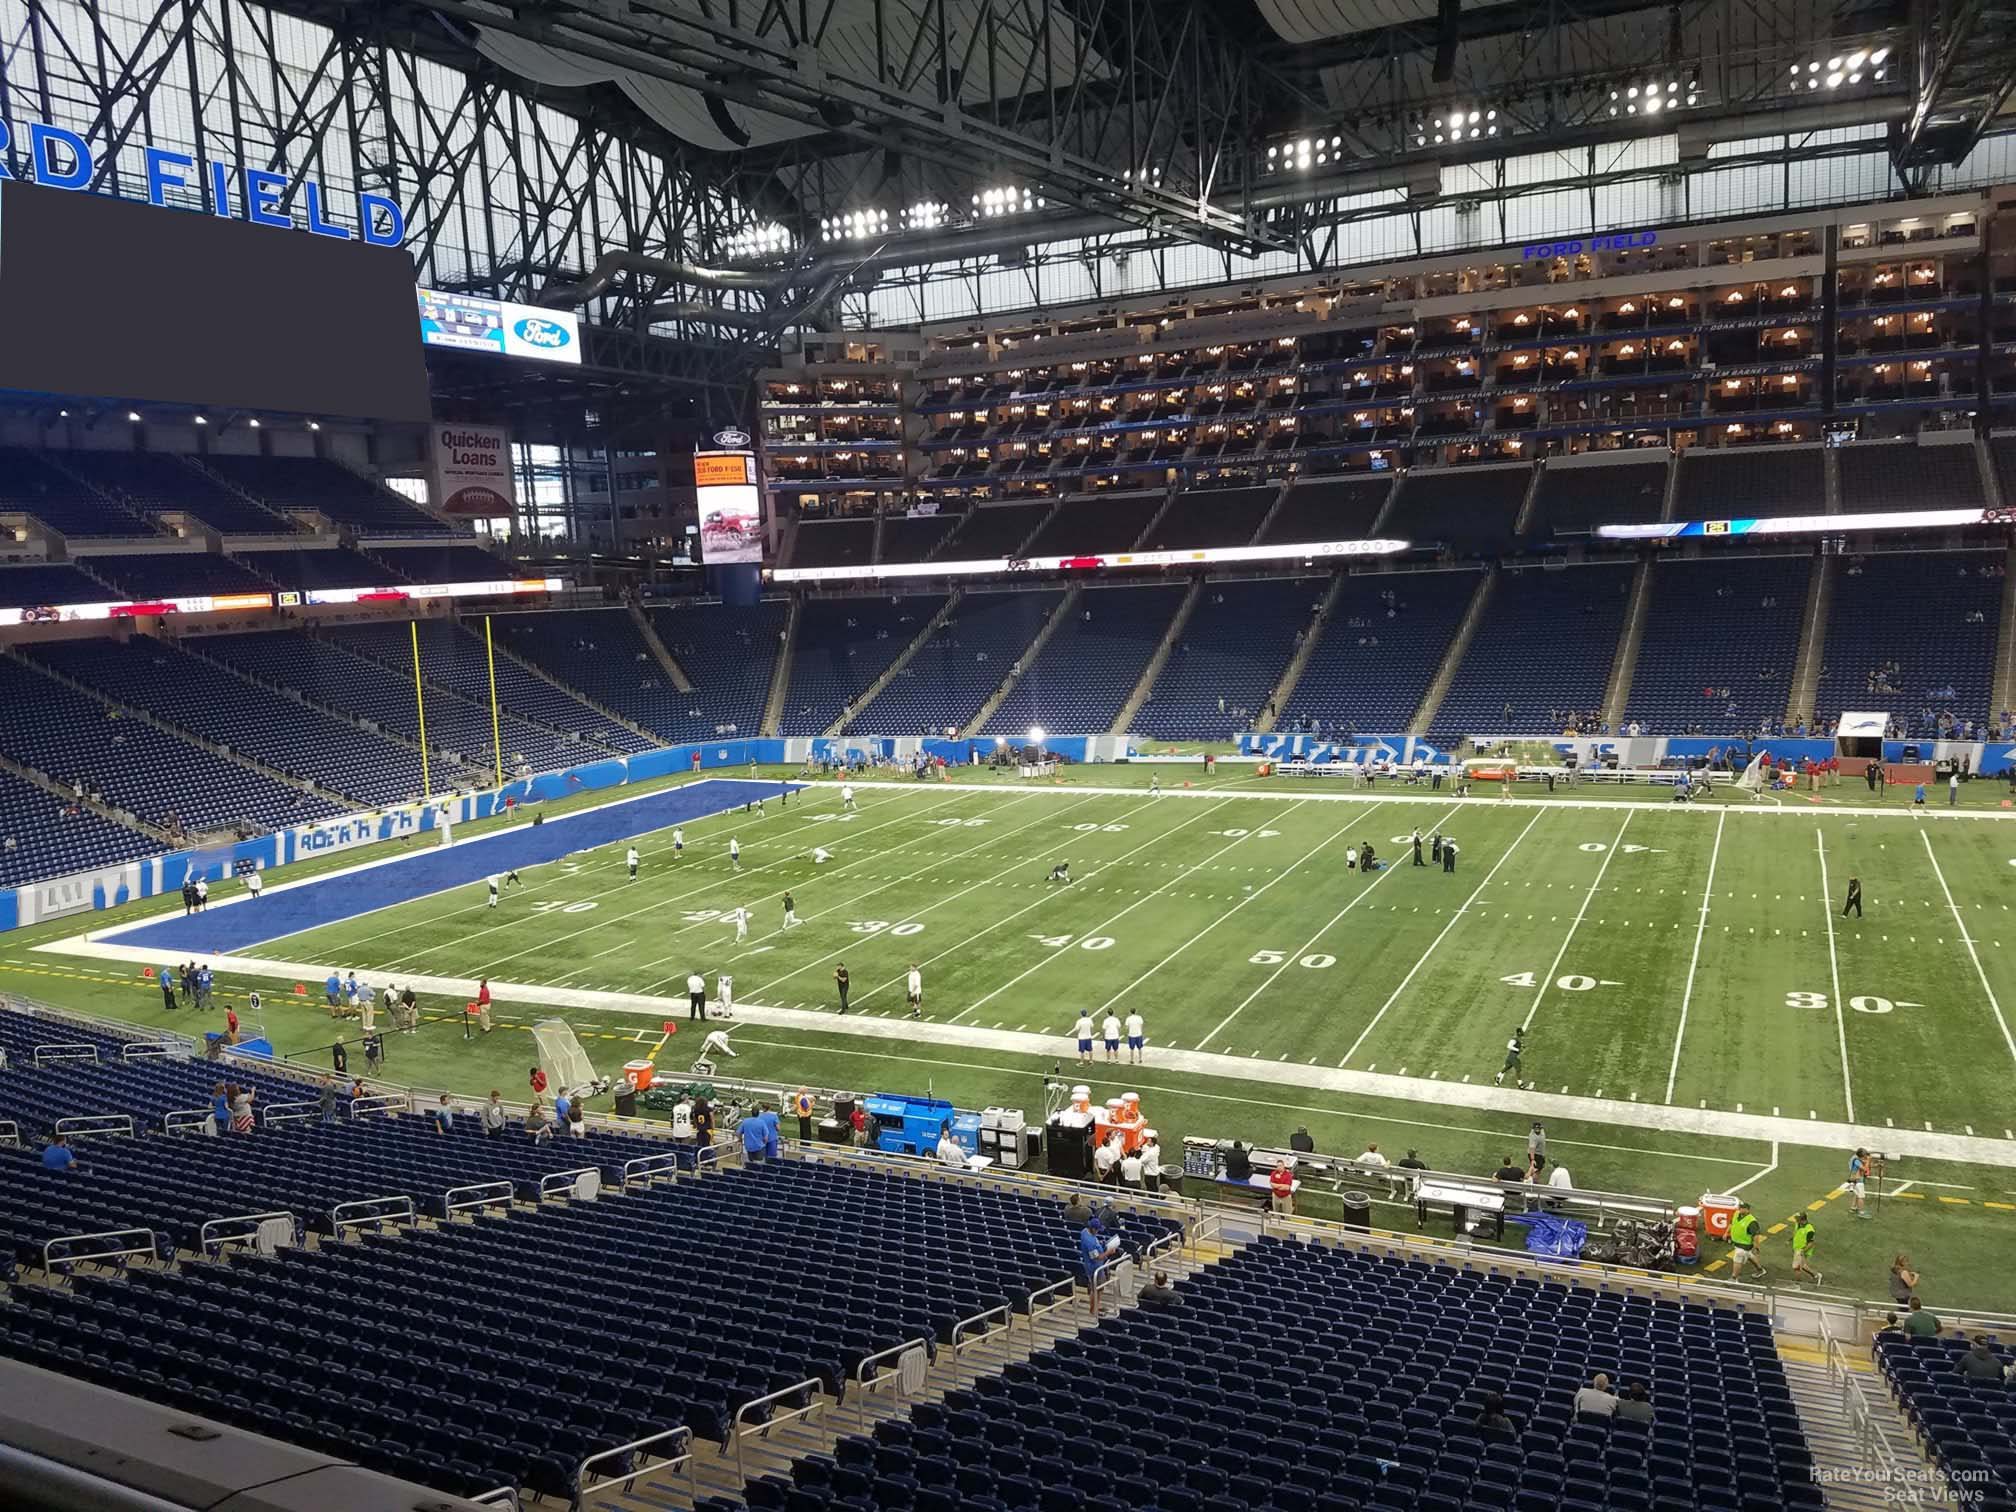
[417,288,582,365]
[0,181,431,422]
[694,451,762,563]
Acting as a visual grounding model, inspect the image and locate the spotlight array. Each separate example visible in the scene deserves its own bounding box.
[1412,109,1498,147]
[1787,45,1890,91]
[723,221,793,258]
[973,186,1044,217]
[901,200,949,231]
[1607,77,1701,117]
[1264,135,1347,170]
[820,208,891,241]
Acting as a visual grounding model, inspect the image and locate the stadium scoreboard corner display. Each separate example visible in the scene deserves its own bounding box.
[694,449,763,563]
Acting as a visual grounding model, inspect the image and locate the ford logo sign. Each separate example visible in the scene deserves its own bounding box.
[713,428,752,448]
[512,317,572,349]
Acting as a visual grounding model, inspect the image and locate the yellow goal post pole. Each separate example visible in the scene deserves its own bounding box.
[484,615,505,787]
[410,620,432,800]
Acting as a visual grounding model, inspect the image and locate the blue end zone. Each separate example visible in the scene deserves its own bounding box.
[104,779,800,957]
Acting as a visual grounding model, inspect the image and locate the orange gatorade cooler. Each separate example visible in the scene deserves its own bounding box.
[1699,1193,1740,1240]
[623,1059,655,1091]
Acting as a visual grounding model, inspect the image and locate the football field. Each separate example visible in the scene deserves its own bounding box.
[100,774,2016,1141]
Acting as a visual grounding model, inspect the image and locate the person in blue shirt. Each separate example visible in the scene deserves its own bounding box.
[554,1092,572,1127]
[762,1106,782,1159]
[741,1104,772,1163]
[211,1083,230,1134]
[193,964,214,1012]
[41,1137,75,1171]
[1078,1219,1118,1317]
[159,965,179,1013]
[324,971,342,1014]
[1914,783,1927,807]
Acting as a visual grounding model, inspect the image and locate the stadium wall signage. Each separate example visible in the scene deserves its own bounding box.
[1521,228,1657,260]
[0,117,405,245]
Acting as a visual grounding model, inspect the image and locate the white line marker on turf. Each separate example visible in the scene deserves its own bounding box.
[1919,826,2016,1070]
[1727,1141,1779,1194]
[1814,827,1856,1122]
[1664,808,1726,1104]
[1521,811,1633,1034]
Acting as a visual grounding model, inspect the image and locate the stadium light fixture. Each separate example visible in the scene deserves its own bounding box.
[307,421,321,431]
[1609,76,1700,116]
[724,221,793,259]
[1789,42,1889,91]
[126,410,141,422]
[1028,726,1047,745]
[901,200,949,231]
[973,186,1043,218]
[193,415,207,426]
[248,417,261,429]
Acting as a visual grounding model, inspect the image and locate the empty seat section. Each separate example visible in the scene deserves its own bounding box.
[1813,551,2002,735]
[1393,465,1531,551]
[878,512,960,563]
[57,452,291,534]
[1144,485,1276,550]
[202,456,451,534]
[1623,556,1811,736]
[1279,572,1478,733]
[789,518,877,569]
[0,657,346,832]
[21,637,429,807]
[946,503,1052,559]
[1135,579,1315,738]
[371,544,512,582]
[1429,564,1633,739]
[1837,441,1985,513]
[780,595,946,736]
[848,591,1061,735]
[1531,456,1669,537]
[1022,494,1160,556]
[80,553,275,599]
[1675,445,1824,514]
[648,600,791,737]
[0,449,155,536]
[983,584,1184,735]
[0,768,164,887]
[236,546,388,590]
[492,608,690,740]
[0,563,102,609]
[1262,476,1390,546]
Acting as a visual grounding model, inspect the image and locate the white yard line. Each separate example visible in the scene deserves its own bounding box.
[1919,826,2016,1068]
[1726,1141,1780,1194]
[948,799,1310,1024]
[1335,806,1546,1066]
[1815,828,1856,1123]
[1520,810,1633,1032]
[1092,804,1377,1016]
[1663,808,1726,1104]
[844,794,1251,1013]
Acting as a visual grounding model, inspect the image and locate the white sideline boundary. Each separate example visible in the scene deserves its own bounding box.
[34,933,2016,1170]
[785,776,2016,821]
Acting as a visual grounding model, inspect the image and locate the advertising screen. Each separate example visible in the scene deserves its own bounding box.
[0,180,430,422]
[416,288,583,366]
[694,451,763,563]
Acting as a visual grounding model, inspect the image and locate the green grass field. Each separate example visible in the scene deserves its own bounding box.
[13,762,2016,1316]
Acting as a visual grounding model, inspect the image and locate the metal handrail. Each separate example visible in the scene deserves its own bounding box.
[572,1424,692,1512]
[345,1094,407,1119]
[119,1040,178,1061]
[199,1211,297,1257]
[261,1100,323,1127]
[43,1228,157,1271]
[467,1485,522,1511]
[0,1120,18,1147]
[949,1306,1012,1386]
[1026,1275,1078,1327]
[620,1152,687,1189]
[54,1114,134,1140]
[162,1108,213,1135]
[33,1043,99,1067]
[849,1336,931,1429]
[538,1167,602,1200]
[730,1376,824,1486]
[330,1195,415,1235]
[443,1180,516,1216]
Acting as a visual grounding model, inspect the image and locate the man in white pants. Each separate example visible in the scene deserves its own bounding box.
[729,837,741,870]
[906,963,924,1019]
[626,846,640,880]
[672,828,685,857]
[841,783,856,811]
[732,906,749,943]
[244,868,263,900]
[716,973,735,1018]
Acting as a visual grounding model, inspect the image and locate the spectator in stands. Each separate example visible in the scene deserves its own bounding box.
[1063,1192,1095,1227]
[40,1135,75,1172]
[1138,1272,1181,1310]
[1902,1298,1940,1338]
[567,1100,587,1139]
[1476,1392,1516,1436]
[1573,1373,1619,1417]
[481,1090,507,1136]
[739,1103,775,1163]
[210,1082,229,1135]
[431,1094,456,1134]
[228,1085,255,1134]
[318,1077,340,1126]
[525,1099,554,1141]
[1616,1382,1655,1423]
[1078,1219,1118,1316]
[692,1096,716,1148]
[1958,1336,2005,1382]
[1890,1254,1922,1307]
[528,1065,548,1098]
[554,1090,573,1128]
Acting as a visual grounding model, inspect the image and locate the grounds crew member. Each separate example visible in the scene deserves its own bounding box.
[1791,1212,1822,1285]
[1728,1200,1768,1280]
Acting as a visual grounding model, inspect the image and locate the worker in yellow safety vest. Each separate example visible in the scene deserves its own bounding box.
[1727,1200,1768,1280]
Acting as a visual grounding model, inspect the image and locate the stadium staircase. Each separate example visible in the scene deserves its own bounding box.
[760,597,803,737]
[1252,572,1345,733]
[628,601,697,694]
[474,615,660,746]
[1992,543,2016,718]
[590,1173,1243,1512]
[1128,481,1181,551]
[2,647,334,809]
[1408,568,1497,735]
[1976,434,2004,513]
[1776,1335,1942,1512]
[1822,446,1843,515]
[1785,552,1837,726]
[1659,451,1683,522]
[1600,558,1656,730]
[960,588,1084,737]
[825,593,964,737]
[1108,578,1204,733]
[1512,461,1548,537]
[1246,475,1298,545]
[1368,471,1408,537]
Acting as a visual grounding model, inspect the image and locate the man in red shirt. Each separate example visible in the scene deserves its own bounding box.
[529,1065,548,1097]
[1269,1161,1295,1216]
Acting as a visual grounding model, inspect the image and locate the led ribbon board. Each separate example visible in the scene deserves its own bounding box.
[769,537,1412,583]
